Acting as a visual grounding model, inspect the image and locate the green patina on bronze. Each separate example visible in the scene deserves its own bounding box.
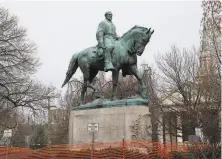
[62,11,154,105]
[73,96,148,111]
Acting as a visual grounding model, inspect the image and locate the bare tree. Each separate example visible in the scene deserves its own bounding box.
[146,1,221,143]
[0,7,58,129]
[153,45,220,143]
[48,97,70,144]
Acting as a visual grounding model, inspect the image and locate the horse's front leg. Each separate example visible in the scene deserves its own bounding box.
[130,65,147,98]
[111,70,119,100]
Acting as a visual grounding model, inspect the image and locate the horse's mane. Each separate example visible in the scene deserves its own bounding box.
[120,25,148,40]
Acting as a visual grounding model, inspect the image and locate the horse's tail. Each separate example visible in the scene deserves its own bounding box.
[62,53,79,87]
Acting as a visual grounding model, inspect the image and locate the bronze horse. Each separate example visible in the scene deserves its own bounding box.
[62,26,154,104]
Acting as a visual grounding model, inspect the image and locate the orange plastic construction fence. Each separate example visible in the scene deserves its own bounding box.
[0,146,29,156]
[20,140,210,159]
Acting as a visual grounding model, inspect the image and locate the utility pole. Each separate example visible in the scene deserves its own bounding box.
[90,131,95,159]
[47,96,51,146]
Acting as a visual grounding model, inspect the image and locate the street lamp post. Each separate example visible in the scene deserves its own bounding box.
[47,96,56,146]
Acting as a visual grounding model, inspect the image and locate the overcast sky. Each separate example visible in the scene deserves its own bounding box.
[2,1,202,90]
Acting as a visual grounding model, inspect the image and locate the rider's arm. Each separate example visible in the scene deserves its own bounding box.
[114,25,120,40]
[96,21,106,48]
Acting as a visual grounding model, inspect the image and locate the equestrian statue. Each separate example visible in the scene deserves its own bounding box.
[62,11,154,104]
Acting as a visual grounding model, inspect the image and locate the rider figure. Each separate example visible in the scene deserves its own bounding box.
[96,11,120,72]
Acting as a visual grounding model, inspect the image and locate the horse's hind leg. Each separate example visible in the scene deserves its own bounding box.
[80,65,98,104]
[81,77,96,104]
[111,70,119,100]
[80,82,87,105]
[80,63,91,104]
[89,70,101,99]
[82,79,99,102]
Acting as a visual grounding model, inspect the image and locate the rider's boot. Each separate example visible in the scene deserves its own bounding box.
[104,48,115,72]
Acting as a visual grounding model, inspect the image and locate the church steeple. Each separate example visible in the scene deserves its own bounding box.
[198,0,221,86]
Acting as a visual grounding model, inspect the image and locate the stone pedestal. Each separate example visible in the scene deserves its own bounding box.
[69,98,152,143]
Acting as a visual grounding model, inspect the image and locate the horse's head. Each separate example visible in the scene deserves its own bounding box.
[132,26,154,56]
[120,25,154,56]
